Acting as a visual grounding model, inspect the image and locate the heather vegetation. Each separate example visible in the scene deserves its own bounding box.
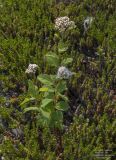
[0,0,116,160]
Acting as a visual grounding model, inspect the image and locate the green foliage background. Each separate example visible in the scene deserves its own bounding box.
[0,0,116,159]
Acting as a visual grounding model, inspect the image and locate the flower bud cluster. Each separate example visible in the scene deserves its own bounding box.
[55,16,76,32]
[68,20,76,30]
[57,66,73,79]
[25,64,38,74]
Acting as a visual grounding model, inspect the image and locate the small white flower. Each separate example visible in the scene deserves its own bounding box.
[68,21,76,29]
[25,64,38,74]
[0,4,3,8]
[55,16,76,32]
[84,17,93,32]
[57,66,73,79]
[1,157,5,160]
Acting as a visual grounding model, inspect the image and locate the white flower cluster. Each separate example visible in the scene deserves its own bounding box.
[84,17,93,32]
[55,16,76,32]
[0,4,3,8]
[68,20,76,30]
[57,66,73,79]
[25,64,38,74]
[1,157,4,160]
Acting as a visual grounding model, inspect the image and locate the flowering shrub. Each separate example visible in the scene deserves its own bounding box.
[20,65,72,158]
[0,0,115,160]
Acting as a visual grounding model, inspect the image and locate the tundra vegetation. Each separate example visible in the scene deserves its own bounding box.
[0,0,116,160]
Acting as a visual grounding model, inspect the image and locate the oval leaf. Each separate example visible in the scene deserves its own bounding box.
[62,58,73,65]
[45,54,59,67]
[20,97,35,106]
[56,81,67,93]
[37,74,53,85]
[41,98,53,108]
[24,107,39,113]
[28,80,38,98]
[55,101,69,111]
[39,87,48,92]
[40,108,51,119]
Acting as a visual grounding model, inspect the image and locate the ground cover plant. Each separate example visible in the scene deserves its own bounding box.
[0,0,116,160]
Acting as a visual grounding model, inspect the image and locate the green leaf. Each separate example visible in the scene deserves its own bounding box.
[56,81,67,93]
[24,107,39,113]
[39,87,48,92]
[40,108,51,120]
[52,111,63,121]
[48,88,55,93]
[58,93,69,102]
[62,58,73,65]
[55,101,69,111]
[41,98,53,109]
[58,42,68,53]
[45,53,59,67]
[20,97,35,106]
[50,75,56,81]
[37,74,53,86]
[44,92,54,99]
[44,85,55,93]
[50,110,63,128]
[28,80,38,98]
